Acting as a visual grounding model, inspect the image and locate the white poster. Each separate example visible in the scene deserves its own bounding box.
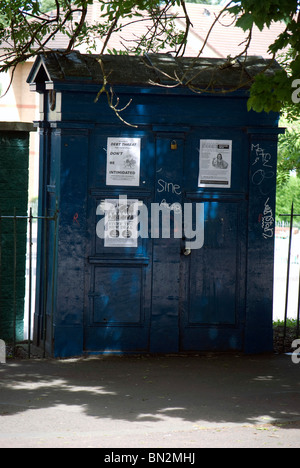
[104,198,138,248]
[106,137,141,186]
[198,140,232,188]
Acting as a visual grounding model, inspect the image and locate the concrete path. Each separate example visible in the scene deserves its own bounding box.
[0,353,300,448]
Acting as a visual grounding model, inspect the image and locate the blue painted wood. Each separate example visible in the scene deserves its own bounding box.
[149,135,184,353]
[180,199,247,351]
[244,132,279,353]
[29,54,283,357]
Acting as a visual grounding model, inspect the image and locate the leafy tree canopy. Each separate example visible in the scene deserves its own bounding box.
[228,1,300,119]
[184,0,222,3]
[0,0,299,119]
[277,116,300,186]
[276,174,300,223]
[40,0,57,12]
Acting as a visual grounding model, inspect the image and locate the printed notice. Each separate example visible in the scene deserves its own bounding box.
[198,140,232,188]
[104,198,138,248]
[106,137,141,186]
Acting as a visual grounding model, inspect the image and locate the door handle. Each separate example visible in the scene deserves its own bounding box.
[181,237,191,256]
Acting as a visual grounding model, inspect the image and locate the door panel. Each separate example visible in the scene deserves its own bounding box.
[180,199,247,351]
[92,266,144,325]
[84,128,247,353]
[189,202,239,325]
[84,130,153,353]
[149,135,184,353]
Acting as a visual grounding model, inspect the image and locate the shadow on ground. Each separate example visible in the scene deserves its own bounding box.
[0,353,300,429]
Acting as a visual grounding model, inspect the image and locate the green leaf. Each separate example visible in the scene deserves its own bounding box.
[227,5,242,16]
[235,12,254,31]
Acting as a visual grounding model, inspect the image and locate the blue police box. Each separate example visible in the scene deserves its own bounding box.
[28,52,283,357]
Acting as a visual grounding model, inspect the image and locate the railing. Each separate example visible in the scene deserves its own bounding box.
[279,203,300,352]
[0,208,58,358]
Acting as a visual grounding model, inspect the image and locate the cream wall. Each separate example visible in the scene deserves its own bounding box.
[0,61,39,203]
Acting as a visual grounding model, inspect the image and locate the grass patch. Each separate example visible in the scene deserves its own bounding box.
[273,318,299,328]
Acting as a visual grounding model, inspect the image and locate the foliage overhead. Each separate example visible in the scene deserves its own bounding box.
[228,0,300,119]
[277,116,300,186]
[275,174,300,223]
[0,0,299,118]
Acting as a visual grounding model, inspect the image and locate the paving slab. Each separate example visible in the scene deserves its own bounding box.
[0,353,299,448]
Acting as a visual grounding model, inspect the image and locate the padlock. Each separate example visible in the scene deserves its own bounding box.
[171,140,177,150]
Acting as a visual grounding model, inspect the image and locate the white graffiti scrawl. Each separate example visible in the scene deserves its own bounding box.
[261,198,275,239]
[251,143,275,187]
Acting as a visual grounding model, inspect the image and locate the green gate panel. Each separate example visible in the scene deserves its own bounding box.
[0,123,34,342]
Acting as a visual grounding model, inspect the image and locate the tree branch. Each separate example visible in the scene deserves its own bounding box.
[100,16,119,54]
[66,4,88,52]
[175,0,192,57]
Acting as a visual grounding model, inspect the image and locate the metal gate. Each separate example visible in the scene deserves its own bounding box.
[277,203,300,351]
[0,207,58,358]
